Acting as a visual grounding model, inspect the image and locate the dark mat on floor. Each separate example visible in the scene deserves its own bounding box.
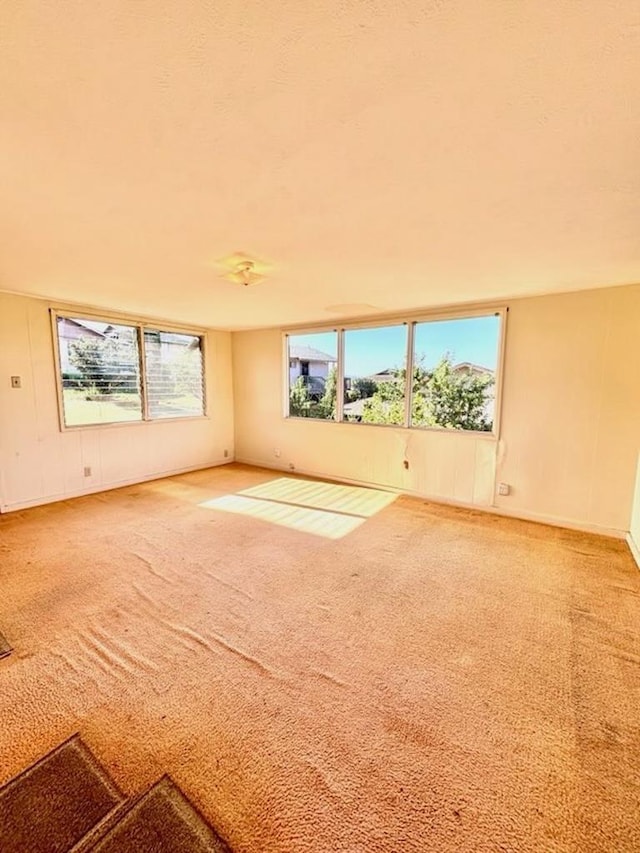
[91,776,230,853]
[0,631,11,659]
[0,735,124,853]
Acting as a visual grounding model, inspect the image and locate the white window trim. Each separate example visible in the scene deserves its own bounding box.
[51,309,208,431]
[283,306,508,439]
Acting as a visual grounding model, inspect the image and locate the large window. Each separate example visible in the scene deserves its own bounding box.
[343,325,407,425]
[412,314,501,432]
[285,311,503,434]
[55,314,205,427]
[286,331,337,420]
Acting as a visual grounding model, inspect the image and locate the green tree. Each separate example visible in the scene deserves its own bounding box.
[348,376,377,401]
[69,334,138,398]
[416,357,493,431]
[362,394,405,425]
[361,355,493,431]
[289,376,313,417]
[317,366,337,419]
[359,359,430,426]
[68,338,111,398]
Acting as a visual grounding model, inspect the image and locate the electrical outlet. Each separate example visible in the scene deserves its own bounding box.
[83,466,92,478]
[274,449,281,458]
[10,376,21,389]
[498,482,510,496]
[223,449,229,458]
[288,463,295,471]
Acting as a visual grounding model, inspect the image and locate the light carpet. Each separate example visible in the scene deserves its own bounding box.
[0,464,638,852]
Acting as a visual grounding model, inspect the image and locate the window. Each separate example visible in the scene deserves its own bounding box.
[343,325,407,425]
[411,314,500,432]
[287,331,337,420]
[55,314,205,427]
[284,310,503,434]
[144,330,205,419]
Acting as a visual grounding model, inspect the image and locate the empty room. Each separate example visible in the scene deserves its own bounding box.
[1,2,639,852]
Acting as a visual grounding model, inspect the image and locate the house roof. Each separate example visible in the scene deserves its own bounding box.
[366,368,396,381]
[290,345,336,363]
[453,362,493,375]
[60,318,106,337]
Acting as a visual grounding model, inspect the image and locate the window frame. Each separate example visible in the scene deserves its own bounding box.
[51,309,208,431]
[341,321,410,429]
[283,306,507,438]
[282,328,340,422]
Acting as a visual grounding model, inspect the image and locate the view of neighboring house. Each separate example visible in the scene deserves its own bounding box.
[452,362,493,378]
[58,318,200,377]
[288,345,336,384]
[364,368,396,383]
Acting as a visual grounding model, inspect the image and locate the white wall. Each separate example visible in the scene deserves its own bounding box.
[233,285,640,536]
[0,293,234,511]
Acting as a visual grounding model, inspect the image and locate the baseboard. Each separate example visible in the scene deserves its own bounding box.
[234,456,627,541]
[626,533,640,569]
[479,504,627,540]
[0,458,235,514]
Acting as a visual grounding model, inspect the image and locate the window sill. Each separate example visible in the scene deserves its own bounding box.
[284,416,498,440]
[59,415,210,432]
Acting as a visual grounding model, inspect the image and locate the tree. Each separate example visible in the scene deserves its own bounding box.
[360,372,405,425]
[359,358,430,426]
[69,334,138,398]
[415,357,493,431]
[289,376,313,417]
[289,367,338,420]
[348,376,377,401]
[68,338,111,398]
[361,355,493,431]
[317,366,337,419]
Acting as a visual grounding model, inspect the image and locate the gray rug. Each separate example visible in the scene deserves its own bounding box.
[0,735,124,853]
[0,631,11,659]
[90,776,231,853]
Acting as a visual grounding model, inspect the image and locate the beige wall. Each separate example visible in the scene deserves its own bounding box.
[0,293,234,511]
[3,286,638,535]
[494,286,640,533]
[233,285,640,536]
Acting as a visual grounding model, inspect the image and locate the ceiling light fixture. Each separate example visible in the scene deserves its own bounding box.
[219,253,268,287]
[233,260,260,287]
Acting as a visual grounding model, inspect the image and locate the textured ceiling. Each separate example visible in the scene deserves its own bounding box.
[1,1,639,329]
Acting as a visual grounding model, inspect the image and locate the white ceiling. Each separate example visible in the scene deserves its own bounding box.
[1,1,639,330]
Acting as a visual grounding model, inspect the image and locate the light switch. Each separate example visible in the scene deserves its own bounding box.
[10,376,21,389]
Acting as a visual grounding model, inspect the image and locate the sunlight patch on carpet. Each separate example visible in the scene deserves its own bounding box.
[199,477,397,539]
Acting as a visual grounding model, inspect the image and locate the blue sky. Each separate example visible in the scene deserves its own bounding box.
[290,315,501,376]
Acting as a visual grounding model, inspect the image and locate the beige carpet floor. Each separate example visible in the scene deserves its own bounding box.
[0,463,638,852]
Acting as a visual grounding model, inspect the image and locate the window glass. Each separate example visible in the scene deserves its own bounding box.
[144,331,205,419]
[411,315,500,432]
[287,332,338,419]
[57,317,142,426]
[343,325,407,425]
